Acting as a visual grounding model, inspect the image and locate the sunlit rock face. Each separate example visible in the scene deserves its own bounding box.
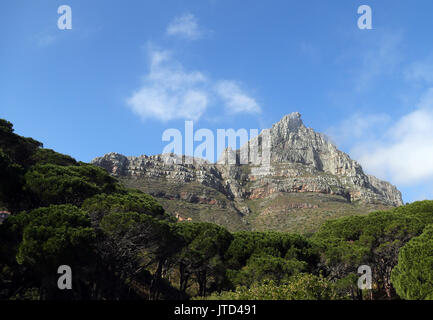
[92,112,403,232]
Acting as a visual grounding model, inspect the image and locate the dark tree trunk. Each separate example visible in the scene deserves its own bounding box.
[179,262,191,294]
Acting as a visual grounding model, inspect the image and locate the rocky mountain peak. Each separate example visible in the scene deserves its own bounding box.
[275,112,304,131]
[92,112,403,232]
[246,112,360,177]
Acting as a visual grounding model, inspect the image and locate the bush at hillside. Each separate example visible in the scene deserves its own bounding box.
[201,274,342,300]
[391,224,433,300]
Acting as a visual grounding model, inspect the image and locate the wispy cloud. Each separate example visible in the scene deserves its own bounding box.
[343,88,433,186]
[127,49,209,122]
[404,55,433,84]
[127,47,261,122]
[354,32,403,91]
[166,13,203,40]
[299,41,320,63]
[128,12,260,122]
[215,80,261,114]
[326,113,391,147]
[33,33,57,47]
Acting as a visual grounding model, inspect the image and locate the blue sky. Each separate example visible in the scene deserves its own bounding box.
[1,0,433,203]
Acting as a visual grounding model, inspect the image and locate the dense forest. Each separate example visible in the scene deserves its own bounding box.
[0,118,432,300]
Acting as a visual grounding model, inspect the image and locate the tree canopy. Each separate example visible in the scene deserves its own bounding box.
[391,224,433,300]
[1,117,433,301]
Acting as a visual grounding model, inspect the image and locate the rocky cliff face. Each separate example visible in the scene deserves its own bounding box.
[92,113,403,233]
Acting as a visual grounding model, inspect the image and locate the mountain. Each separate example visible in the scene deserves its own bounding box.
[92,112,403,233]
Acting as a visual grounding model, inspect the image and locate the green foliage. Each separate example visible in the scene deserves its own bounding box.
[4,204,96,299]
[9,288,41,300]
[175,222,233,251]
[0,219,23,299]
[312,203,433,265]
[95,210,183,299]
[3,117,433,301]
[0,118,42,167]
[392,200,433,216]
[203,274,341,300]
[391,224,433,300]
[98,210,176,264]
[0,119,89,212]
[98,210,176,255]
[82,190,168,222]
[174,222,234,272]
[174,222,234,296]
[10,204,95,271]
[228,254,306,287]
[24,163,122,206]
[334,273,360,298]
[0,118,183,300]
[224,231,316,288]
[225,231,314,269]
[311,201,433,299]
[0,149,24,209]
[30,148,77,166]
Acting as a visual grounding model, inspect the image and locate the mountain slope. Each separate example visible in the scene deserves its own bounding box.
[92,112,403,233]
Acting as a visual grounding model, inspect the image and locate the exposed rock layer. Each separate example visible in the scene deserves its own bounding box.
[92,113,403,232]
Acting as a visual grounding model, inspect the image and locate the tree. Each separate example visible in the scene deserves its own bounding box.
[174,222,233,296]
[8,204,96,299]
[30,148,77,166]
[228,254,306,287]
[224,231,316,289]
[0,149,24,211]
[311,202,433,299]
[202,274,341,300]
[24,163,122,207]
[82,190,168,224]
[0,118,186,300]
[93,208,181,299]
[0,118,42,167]
[391,224,433,300]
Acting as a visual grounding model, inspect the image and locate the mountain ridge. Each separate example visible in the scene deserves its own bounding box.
[92,112,403,233]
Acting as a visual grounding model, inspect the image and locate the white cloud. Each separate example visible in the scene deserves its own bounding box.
[33,33,57,47]
[127,47,261,122]
[128,14,261,122]
[349,88,433,186]
[327,113,390,147]
[404,56,433,84]
[215,80,261,114]
[127,49,209,121]
[299,41,320,62]
[166,13,203,40]
[354,32,402,91]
